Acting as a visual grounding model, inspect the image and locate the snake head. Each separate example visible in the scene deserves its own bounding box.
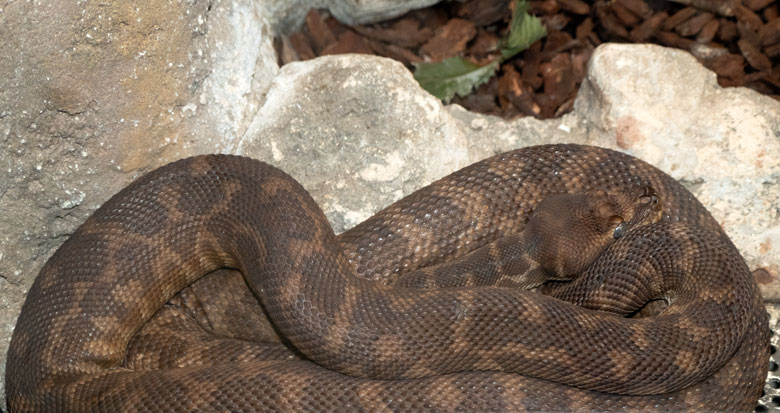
[602,186,662,240]
[525,186,661,279]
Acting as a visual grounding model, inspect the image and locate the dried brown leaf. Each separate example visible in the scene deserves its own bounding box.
[321,30,373,56]
[354,18,433,48]
[289,32,316,61]
[665,0,737,16]
[631,12,668,42]
[766,42,780,58]
[758,19,780,46]
[305,10,337,53]
[696,19,720,43]
[610,2,641,27]
[738,39,772,70]
[655,31,695,49]
[528,0,559,15]
[735,5,764,30]
[743,0,774,12]
[576,17,594,40]
[662,7,697,31]
[595,2,630,38]
[718,20,739,42]
[456,0,512,27]
[420,18,477,61]
[704,53,746,78]
[765,5,779,21]
[275,36,299,65]
[557,0,590,15]
[617,0,653,19]
[676,12,714,37]
[520,41,543,89]
[368,40,421,66]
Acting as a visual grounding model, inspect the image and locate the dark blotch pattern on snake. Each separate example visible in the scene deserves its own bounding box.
[5,144,769,411]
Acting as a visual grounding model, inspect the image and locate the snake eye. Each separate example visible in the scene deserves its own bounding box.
[613,222,627,239]
[639,194,659,205]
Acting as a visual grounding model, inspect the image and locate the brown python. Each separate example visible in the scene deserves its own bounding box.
[5,144,770,412]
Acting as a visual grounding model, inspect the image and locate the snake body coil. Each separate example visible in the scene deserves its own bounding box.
[6,144,769,411]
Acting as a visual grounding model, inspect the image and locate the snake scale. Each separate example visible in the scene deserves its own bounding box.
[5,144,770,411]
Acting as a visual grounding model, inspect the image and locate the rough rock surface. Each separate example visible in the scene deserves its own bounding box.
[1,1,779,406]
[238,55,470,232]
[0,0,279,402]
[267,0,441,33]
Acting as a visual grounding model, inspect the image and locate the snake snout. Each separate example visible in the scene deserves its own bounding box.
[626,186,662,228]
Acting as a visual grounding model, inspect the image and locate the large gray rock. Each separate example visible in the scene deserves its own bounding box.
[328,0,441,24]
[0,0,278,401]
[238,55,470,232]
[266,0,442,32]
[0,0,274,284]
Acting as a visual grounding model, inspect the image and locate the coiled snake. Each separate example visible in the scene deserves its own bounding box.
[5,144,769,411]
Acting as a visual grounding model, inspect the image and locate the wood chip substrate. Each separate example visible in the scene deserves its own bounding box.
[275,0,780,119]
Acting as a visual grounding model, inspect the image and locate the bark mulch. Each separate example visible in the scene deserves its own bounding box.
[275,0,780,119]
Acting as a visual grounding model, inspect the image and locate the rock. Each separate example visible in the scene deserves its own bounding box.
[238,55,471,232]
[328,0,442,25]
[0,0,275,282]
[267,0,443,31]
[204,0,281,148]
[0,0,277,401]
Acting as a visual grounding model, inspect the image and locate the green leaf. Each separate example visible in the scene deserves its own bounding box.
[414,57,500,103]
[411,0,545,102]
[500,0,547,60]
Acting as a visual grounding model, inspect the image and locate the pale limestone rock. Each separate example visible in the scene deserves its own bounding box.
[0,0,276,400]
[203,0,279,150]
[265,0,442,32]
[328,0,441,24]
[238,55,470,232]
